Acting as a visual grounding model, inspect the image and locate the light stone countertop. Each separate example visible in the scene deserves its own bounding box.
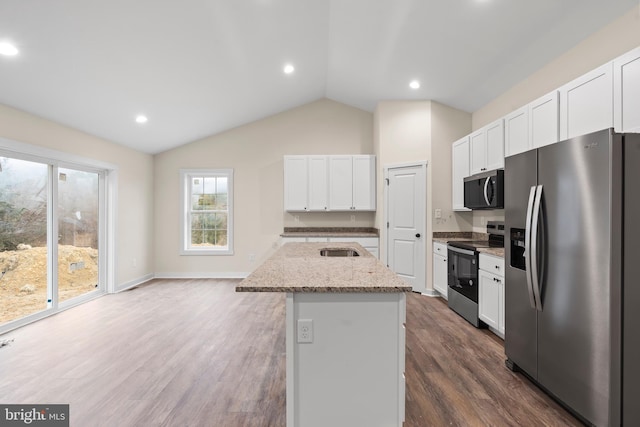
[236,242,411,293]
[433,237,505,259]
[281,227,379,238]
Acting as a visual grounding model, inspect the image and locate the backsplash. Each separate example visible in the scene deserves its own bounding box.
[472,209,505,233]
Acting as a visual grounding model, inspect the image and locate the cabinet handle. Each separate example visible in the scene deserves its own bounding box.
[443,258,447,262]
[495,265,500,270]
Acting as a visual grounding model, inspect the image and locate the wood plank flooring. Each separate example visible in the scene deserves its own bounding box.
[0,279,581,426]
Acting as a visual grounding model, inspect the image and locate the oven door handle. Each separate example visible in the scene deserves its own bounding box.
[524,186,537,310]
[531,185,543,311]
[447,246,475,256]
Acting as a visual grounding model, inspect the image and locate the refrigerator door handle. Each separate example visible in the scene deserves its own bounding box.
[524,186,538,310]
[483,177,491,206]
[531,184,543,311]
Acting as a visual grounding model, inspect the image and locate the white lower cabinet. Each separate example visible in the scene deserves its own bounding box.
[432,242,448,299]
[478,253,505,338]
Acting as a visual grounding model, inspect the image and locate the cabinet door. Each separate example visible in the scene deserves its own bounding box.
[530,90,559,149]
[559,62,614,140]
[485,119,504,171]
[352,155,376,210]
[329,156,354,210]
[614,46,640,132]
[308,155,329,211]
[451,137,470,211]
[478,270,500,330]
[505,106,529,157]
[284,156,308,211]
[469,130,486,175]
[433,252,448,298]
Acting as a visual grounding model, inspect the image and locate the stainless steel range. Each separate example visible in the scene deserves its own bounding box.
[447,221,504,327]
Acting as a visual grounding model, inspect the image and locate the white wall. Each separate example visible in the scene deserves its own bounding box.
[430,102,473,232]
[474,5,640,130]
[0,103,155,290]
[467,5,640,232]
[374,100,470,293]
[153,98,374,277]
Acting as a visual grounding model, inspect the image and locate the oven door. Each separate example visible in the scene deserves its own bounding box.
[447,246,479,302]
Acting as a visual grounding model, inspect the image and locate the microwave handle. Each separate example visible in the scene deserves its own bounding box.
[483,177,491,206]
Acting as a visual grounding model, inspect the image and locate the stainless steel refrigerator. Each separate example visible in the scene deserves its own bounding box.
[504,128,640,426]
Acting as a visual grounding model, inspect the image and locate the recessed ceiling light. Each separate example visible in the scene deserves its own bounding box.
[409,80,421,90]
[135,115,148,124]
[0,42,18,56]
[284,64,295,74]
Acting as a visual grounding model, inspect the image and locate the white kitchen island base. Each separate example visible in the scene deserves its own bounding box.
[286,292,406,427]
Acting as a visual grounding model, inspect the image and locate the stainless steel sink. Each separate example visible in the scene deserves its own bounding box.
[319,248,360,257]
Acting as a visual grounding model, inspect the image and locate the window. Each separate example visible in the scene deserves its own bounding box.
[180,169,233,255]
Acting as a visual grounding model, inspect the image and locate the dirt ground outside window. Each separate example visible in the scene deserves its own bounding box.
[0,245,98,324]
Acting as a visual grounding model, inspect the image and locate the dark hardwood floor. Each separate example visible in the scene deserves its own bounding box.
[0,279,581,426]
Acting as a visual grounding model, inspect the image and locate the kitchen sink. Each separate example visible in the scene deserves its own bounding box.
[319,248,360,257]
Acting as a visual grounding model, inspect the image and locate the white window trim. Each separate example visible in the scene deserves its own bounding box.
[180,168,234,256]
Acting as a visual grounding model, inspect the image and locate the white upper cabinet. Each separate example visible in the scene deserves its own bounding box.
[329,155,354,210]
[284,156,309,211]
[560,62,614,140]
[307,155,329,211]
[329,155,376,211]
[504,106,529,157]
[614,46,640,133]
[352,155,376,210]
[470,119,504,175]
[451,137,470,211]
[285,155,376,212]
[485,120,505,171]
[529,90,559,149]
[469,129,486,175]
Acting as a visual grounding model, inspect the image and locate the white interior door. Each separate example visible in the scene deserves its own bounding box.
[386,164,426,292]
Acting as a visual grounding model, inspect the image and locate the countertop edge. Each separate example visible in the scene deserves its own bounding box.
[235,286,412,293]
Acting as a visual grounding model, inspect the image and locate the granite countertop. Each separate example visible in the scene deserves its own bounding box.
[236,242,411,293]
[281,227,379,238]
[432,232,505,259]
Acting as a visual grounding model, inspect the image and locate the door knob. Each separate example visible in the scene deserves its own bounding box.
[415,233,421,238]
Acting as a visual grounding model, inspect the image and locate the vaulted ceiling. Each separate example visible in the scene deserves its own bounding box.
[0,0,636,154]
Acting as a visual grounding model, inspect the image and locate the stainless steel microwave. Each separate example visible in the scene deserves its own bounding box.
[464,169,504,210]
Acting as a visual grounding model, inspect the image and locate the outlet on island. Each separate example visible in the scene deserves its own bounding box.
[297,319,313,343]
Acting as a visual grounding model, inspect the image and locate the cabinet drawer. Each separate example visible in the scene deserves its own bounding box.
[479,253,505,276]
[433,242,447,255]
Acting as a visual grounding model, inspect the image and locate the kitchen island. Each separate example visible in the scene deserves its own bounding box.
[236,242,411,427]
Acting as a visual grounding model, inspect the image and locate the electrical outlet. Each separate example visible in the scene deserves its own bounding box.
[297,319,313,343]
[435,209,442,219]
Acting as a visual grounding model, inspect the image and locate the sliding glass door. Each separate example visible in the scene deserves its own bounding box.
[0,154,105,327]
[0,157,49,324]
[57,167,101,304]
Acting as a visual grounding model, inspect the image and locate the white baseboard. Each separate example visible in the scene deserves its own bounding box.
[154,272,250,279]
[115,274,155,293]
[421,289,440,297]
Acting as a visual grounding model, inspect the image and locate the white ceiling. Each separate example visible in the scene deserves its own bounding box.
[0,0,636,154]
